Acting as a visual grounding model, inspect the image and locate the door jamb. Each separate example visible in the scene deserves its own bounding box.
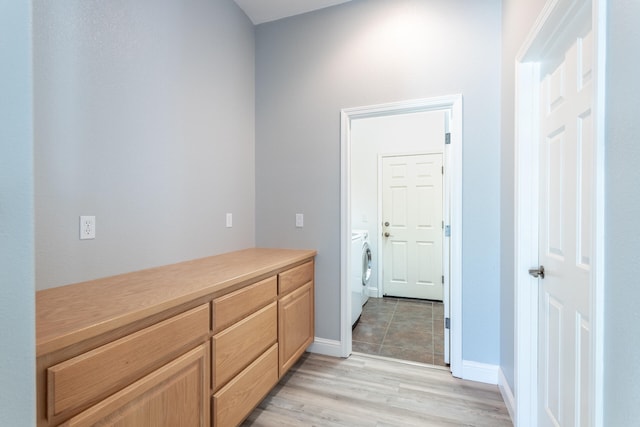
[340,95,463,378]
[513,0,605,425]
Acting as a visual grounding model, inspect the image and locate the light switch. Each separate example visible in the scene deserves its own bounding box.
[295,213,304,228]
[226,213,232,228]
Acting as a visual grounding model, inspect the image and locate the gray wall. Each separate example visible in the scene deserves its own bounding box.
[604,0,640,423]
[33,0,256,289]
[255,0,503,363]
[499,0,547,392]
[0,0,36,423]
[5,0,638,421]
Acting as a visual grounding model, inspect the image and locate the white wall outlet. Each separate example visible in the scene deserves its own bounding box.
[226,213,233,228]
[295,213,304,228]
[80,216,95,240]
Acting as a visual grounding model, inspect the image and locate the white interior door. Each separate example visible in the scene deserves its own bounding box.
[537,26,594,426]
[382,153,443,300]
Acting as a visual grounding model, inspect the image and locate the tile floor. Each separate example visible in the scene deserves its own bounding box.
[352,297,446,366]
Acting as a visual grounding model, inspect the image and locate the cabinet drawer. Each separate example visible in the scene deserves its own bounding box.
[212,302,277,391]
[212,276,276,334]
[278,261,314,295]
[61,343,210,427]
[47,304,210,419]
[213,344,278,427]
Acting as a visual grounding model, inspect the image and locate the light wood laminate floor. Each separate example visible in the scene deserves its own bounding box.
[243,352,512,426]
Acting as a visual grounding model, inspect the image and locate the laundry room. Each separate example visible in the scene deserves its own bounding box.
[350,107,449,365]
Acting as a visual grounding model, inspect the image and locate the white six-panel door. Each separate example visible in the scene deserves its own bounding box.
[382,153,443,300]
[538,28,594,427]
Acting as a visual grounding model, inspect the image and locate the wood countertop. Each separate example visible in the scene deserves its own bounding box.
[36,248,316,357]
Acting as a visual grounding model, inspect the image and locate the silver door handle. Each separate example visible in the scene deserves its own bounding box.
[528,265,545,279]
[384,232,391,237]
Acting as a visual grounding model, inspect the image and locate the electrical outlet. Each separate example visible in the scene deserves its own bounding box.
[295,213,304,228]
[80,216,95,240]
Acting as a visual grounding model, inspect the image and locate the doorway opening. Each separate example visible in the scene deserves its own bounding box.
[340,95,463,377]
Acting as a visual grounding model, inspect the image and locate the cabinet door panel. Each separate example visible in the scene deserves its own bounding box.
[278,282,314,376]
[61,343,209,427]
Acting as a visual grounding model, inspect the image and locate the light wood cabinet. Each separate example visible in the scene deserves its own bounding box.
[47,305,210,420]
[278,261,315,377]
[212,301,277,390]
[211,276,277,334]
[61,343,209,427]
[36,248,315,427]
[212,344,279,427]
[278,282,314,376]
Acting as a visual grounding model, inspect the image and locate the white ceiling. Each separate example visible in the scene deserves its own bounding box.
[233,0,352,25]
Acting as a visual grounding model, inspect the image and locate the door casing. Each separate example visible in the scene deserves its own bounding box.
[340,95,463,378]
[514,0,606,425]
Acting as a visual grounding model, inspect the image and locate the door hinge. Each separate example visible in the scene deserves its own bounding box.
[441,275,444,284]
[445,317,450,329]
[441,165,444,175]
[445,133,451,145]
[441,221,444,229]
[445,225,451,237]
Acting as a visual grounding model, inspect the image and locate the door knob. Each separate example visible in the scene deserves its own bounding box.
[528,265,545,279]
[384,232,391,237]
[384,221,390,227]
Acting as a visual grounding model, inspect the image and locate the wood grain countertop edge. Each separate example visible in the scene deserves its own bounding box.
[36,248,316,357]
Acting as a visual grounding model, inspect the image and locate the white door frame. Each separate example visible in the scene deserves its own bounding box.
[513,0,606,425]
[340,95,463,378]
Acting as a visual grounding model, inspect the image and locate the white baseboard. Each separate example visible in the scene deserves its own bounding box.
[498,367,516,424]
[461,360,499,384]
[366,286,378,298]
[307,337,345,358]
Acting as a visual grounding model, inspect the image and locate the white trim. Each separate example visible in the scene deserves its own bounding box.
[378,150,444,158]
[308,338,345,358]
[340,108,352,358]
[443,108,452,365]
[461,360,499,385]
[376,154,383,299]
[499,367,516,425]
[514,60,540,427]
[592,1,607,426]
[514,1,605,426]
[448,98,463,378]
[340,95,463,379]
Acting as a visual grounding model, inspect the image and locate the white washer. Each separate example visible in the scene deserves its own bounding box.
[353,229,372,306]
[350,231,364,326]
[360,231,372,306]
